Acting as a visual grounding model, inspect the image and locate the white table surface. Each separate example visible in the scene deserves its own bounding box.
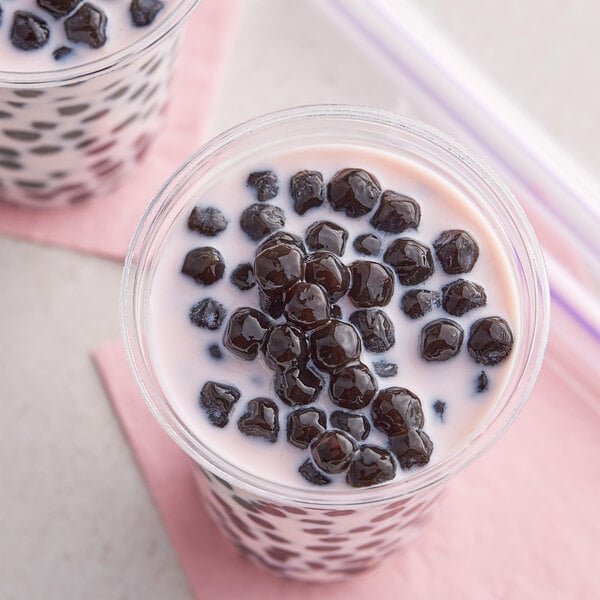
[1,1,598,598]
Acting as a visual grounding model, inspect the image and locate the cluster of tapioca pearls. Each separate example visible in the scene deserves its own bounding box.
[198,466,439,579]
[180,167,515,488]
[2,1,164,60]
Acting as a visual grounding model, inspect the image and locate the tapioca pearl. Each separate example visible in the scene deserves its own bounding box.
[130,84,149,101]
[57,104,90,117]
[14,90,44,99]
[69,192,95,203]
[111,115,137,134]
[146,59,164,76]
[210,490,234,513]
[300,518,333,525]
[0,160,23,170]
[3,130,41,142]
[281,506,308,515]
[30,146,62,155]
[32,121,57,130]
[143,83,161,103]
[62,130,85,140]
[254,502,287,518]
[384,499,411,511]
[306,545,342,552]
[229,514,258,539]
[323,509,355,517]
[246,513,276,530]
[15,180,46,189]
[303,528,330,535]
[263,531,292,544]
[6,101,26,108]
[95,162,123,178]
[321,554,354,561]
[356,539,385,550]
[306,561,327,570]
[226,495,256,512]
[76,138,98,149]
[265,547,300,562]
[370,508,404,523]
[105,86,130,101]
[318,537,349,543]
[0,148,19,157]
[81,108,110,123]
[0,112,12,119]
[85,140,117,156]
[349,525,374,533]
[372,523,400,536]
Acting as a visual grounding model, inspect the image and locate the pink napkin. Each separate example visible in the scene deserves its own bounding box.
[0,0,239,262]
[93,299,599,599]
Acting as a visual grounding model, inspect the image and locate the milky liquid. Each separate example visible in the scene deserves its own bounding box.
[0,1,173,73]
[148,144,520,492]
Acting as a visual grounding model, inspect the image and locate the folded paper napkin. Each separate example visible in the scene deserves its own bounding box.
[0,0,239,262]
[93,300,599,600]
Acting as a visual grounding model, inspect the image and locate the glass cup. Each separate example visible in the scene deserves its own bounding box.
[0,0,201,207]
[121,106,550,582]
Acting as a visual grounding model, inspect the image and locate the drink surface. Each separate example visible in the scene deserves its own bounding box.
[148,144,520,491]
[0,0,170,73]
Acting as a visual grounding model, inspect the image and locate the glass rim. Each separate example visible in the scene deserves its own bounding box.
[121,104,550,507]
[0,0,202,86]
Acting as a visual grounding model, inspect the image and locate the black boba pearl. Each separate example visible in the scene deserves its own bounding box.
[442,279,487,316]
[310,320,362,372]
[467,317,514,366]
[189,298,226,330]
[434,229,479,274]
[330,410,370,441]
[199,381,240,428]
[476,371,489,393]
[230,263,255,291]
[305,220,348,256]
[188,206,228,237]
[208,344,223,360]
[347,445,396,488]
[258,289,286,319]
[274,365,324,407]
[290,170,324,215]
[223,307,271,360]
[420,318,464,362]
[37,0,81,18]
[53,46,72,60]
[327,168,382,218]
[298,459,331,486]
[256,231,306,255]
[284,281,330,330]
[389,430,433,470]
[130,0,164,27]
[348,260,394,308]
[262,323,308,370]
[181,247,225,286]
[349,309,395,353]
[329,362,378,410]
[287,407,327,449]
[240,203,285,241]
[383,238,434,286]
[305,251,350,302]
[247,170,279,201]
[371,387,425,435]
[310,430,356,474]
[373,361,398,378]
[10,11,49,50]
[253,243,304,293]
[370,190,420,233]
[64,3,108,49]
[353,233,382,256]
[237,398,279,443]
[401,289,439,319]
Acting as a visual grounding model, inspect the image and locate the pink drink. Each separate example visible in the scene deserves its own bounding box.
[0,0,200,207]
[122,106,549,581]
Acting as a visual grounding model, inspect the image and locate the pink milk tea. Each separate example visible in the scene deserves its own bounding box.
[122,107,548,582]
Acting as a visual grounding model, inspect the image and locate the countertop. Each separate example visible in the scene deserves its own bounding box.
[1,1,598,598]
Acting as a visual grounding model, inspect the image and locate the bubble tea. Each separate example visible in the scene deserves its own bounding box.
[0,0,200,207]
[122,107,549,582]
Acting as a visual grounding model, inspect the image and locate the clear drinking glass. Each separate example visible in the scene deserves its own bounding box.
[0,0,201,207]
[121,105,550,582]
